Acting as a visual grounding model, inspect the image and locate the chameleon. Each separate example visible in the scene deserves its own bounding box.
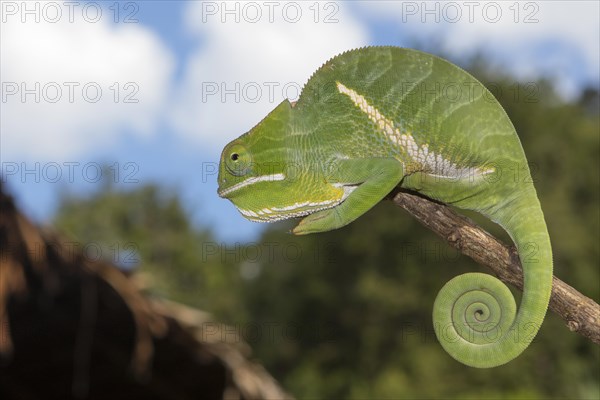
[217,46,552,368]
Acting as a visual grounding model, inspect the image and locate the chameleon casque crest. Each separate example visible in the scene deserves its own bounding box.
[217,46,552,368]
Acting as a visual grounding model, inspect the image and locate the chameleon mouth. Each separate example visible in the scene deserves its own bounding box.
[217,173,286,198]
[217,187,231,198]
[237,199,342,222]
[236,183,360,222]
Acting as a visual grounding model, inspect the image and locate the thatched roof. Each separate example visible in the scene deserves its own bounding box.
[0,183,292,400]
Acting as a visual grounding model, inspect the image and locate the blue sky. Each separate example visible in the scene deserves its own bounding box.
[1,0,599,242]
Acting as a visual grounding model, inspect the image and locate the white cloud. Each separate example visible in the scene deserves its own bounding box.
[168,0,369,153]
[1,5,175,161]
[355,0,599,99]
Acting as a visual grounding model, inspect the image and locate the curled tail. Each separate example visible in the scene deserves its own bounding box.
[432,185,553,368]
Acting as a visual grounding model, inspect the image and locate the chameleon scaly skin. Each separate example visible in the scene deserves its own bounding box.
[217,47,552,368]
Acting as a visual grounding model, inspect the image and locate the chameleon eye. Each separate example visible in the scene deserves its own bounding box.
[224,143,252,176]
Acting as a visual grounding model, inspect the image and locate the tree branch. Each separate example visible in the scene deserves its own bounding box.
[389,190,600,345]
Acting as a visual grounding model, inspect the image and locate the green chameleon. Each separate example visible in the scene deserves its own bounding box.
[217,47,552,368]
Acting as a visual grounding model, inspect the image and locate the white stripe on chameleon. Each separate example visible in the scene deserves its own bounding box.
[242,200,335,217]
[237,186,356,222]
[218,173,286,197]
[239,208,259,218]
[335,82,494,179]
[270,199,338,213]
[238,203,338,222]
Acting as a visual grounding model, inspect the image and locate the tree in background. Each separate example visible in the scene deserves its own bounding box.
[54,183,244,318]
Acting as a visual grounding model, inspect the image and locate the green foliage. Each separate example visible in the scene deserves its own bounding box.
[54,183,244,317]
[53,68,599,398]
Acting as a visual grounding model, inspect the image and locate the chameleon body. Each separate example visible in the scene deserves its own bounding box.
[217,47,552,368]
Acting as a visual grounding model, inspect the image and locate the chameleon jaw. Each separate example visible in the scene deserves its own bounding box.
[236,199,342,222]
[235,184,358,222]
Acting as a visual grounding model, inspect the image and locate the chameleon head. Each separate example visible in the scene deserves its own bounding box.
[217,100,297,222]
[217,138,288,216]
[217,99,346,223]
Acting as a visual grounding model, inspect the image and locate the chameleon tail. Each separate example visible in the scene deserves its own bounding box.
[432,185,553,368]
